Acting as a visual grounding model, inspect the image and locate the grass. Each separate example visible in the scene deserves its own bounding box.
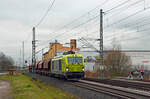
[0,73,78,99]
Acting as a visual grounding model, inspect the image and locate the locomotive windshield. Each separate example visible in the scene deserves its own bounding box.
[67,57,82,64]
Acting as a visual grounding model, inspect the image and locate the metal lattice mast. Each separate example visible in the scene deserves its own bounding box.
[42,48,44,61]
[32,27,36,72]
[22,41,24,67]
[100,9,104,65]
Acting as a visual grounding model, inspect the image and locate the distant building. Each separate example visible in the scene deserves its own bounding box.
[43,39,80,60]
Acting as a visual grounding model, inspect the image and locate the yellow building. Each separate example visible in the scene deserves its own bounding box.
[43,39,80,61]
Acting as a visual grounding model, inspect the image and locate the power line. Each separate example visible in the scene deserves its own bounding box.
[49,1,148,44]
[24,0,56,43]
[117,15,150,29]
[86,27,150,51]
[59,13,150,44]
[75,0,149,33]
[36,0,150,52]
[36,14,100,47]
[36,46,49,54]
[35,0,56,28]
[104,6,150,29]
[76,21,150,50]
[24,0,141,57]
[37,0,129,47]
[104,0,144,18]
[105,0,132,13]
[36,0,111,47]
[103,21,150,40]
[49,0,110,34]
[104,27,150,44]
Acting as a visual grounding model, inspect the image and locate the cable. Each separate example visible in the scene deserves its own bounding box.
[37,1,150,52]
[25,0,56,63]
[36,46,49,54]
[35,0,56,28]
[105,0,132,13]
[60,16,150,44]
[57,1,150,43]
[104,27,150,44]
[104,0,144,19]
[49,0,110,34]
[75,23,150,50]
[104,6,150,29]
[37,14,100,47]
[118,15,150,29]
[36,0,111,47]
[104,21,150,40]
[37,0,132,47]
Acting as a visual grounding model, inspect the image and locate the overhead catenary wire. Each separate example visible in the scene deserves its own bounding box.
[23,0,56,43]
[36,0,112,47]
[87,27,150,51]
[60,16,150,51]
[104,6,150,29]
[36,0,150,55]
[23,0,149,63]
[72,18,150,42]
[56,6,150,45]
[35,0,56,28]
[36,12,100,47]
[23,0,55,63]
[36,46,49,54]
[103,21,150,40]
[48,0,110,35]
[28,0,56,63]
[37,0,146,48]
[104,27,150,44]
[104,0,132,13]
[104,0,144,19]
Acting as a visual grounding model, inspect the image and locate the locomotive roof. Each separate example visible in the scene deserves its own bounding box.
[53,54,83,59]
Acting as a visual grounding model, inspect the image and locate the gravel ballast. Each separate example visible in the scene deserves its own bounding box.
[28,72,118,99]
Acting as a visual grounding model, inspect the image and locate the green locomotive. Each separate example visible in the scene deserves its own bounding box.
[31,53,85,80]
[51,54,85,79]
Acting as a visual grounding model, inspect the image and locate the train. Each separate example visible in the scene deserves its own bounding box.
[29,53,85,80]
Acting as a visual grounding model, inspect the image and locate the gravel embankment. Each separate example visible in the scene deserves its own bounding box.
[27,72,118,99]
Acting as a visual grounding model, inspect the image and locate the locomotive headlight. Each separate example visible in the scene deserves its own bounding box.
[82,67,85,71]
[66,67,69,71]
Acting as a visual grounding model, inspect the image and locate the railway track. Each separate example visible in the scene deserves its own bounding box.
[83,78,150,92]
[27,72,150,98]
[71,80,150,99]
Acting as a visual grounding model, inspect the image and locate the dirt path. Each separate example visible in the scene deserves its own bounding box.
[0,80,11,99]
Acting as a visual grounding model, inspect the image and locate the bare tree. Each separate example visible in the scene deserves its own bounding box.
[0,52,14,71]
[104,39,132,77]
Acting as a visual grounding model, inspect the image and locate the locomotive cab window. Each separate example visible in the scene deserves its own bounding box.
[67,57,83,64]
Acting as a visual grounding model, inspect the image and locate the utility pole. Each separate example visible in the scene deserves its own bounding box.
[32,27,36,72]
[22,41,24,67]
[99,9,104,79]
[42,48,44,61]
[100,9,104,65]
[20,48,22,67]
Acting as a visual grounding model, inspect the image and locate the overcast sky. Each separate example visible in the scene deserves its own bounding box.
[0,0,150,65]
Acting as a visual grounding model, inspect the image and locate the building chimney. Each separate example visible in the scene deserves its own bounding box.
[70,39,76,49]
[49,43,53,49]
